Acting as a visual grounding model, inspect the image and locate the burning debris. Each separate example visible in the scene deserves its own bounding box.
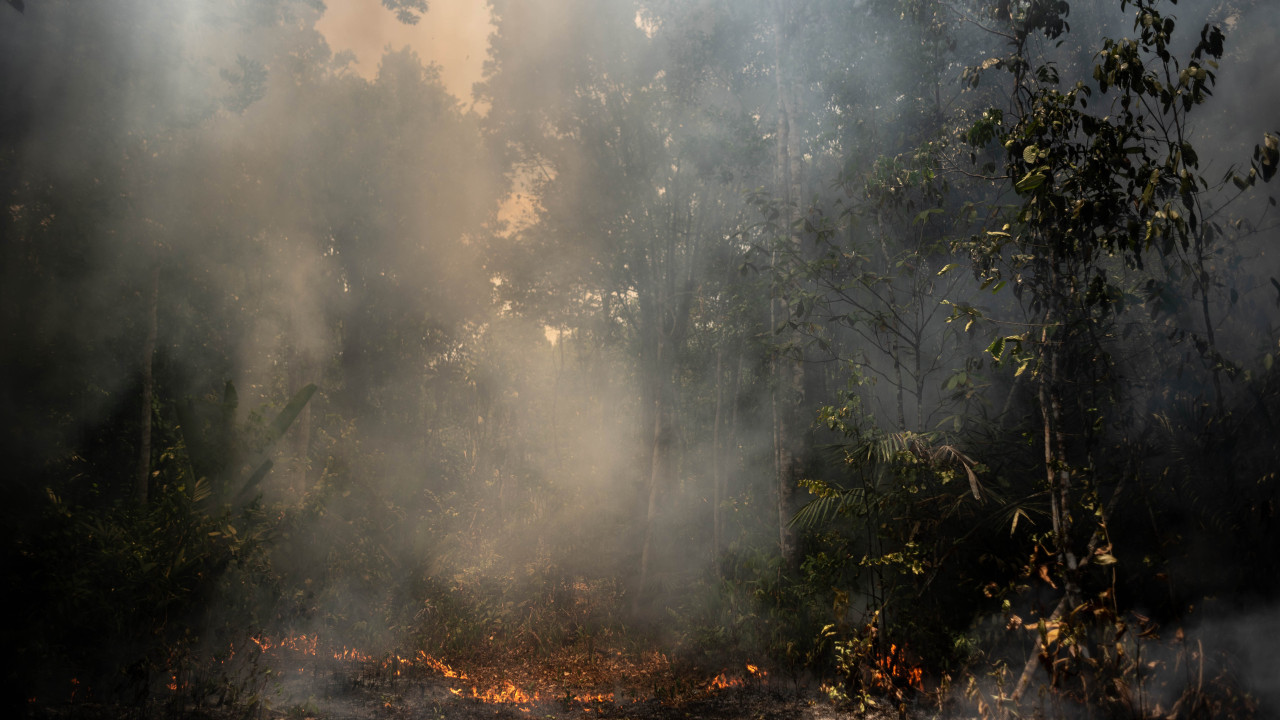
[706,663,769,691]
[239,633,761,712]
[871,644,923,692]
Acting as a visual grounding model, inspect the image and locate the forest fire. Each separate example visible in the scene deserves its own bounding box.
[706,662,768,691]
[419,651,470,680]
[246,634,607,709]
[250,633,318,655]
[333,646,375,663]
[11,0,1280,718]
[250,633,377,665]
[453,681,539,704]
[240,633,766,711]
[870,644,924,692]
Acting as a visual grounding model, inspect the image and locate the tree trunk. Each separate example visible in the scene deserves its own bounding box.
[770,0,799,564]
[712,346,723,561]
[1013,265,1083,710]
[636,372,665,613]
[289,349,313,493]
[1040,275,1079,592]
[135,262,160,506]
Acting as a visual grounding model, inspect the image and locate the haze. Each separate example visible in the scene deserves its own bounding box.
[4,1,1279,717]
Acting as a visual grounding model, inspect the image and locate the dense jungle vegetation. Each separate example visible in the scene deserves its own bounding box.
[2,0,1278,717]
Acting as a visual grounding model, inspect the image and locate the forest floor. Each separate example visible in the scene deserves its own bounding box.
[26,638,922,720]
[264,675,909,720]
[245,641,917,720]
[28,670,914,720]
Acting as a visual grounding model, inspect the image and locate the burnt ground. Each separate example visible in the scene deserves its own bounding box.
[242,650,916,720]
[263,673,911,720]
[26,682,914,720]
[24,661,920,720]
[23,623,930,720]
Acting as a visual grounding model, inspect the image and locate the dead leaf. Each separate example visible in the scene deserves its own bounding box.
[1038,564,1057,588]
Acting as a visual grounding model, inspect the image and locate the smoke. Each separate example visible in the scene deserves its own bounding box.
[4,0,1279,713]
[316,0,492,103]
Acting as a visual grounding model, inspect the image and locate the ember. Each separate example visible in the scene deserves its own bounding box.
[251,633,319,655]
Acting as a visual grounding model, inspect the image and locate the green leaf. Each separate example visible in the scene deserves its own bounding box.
[1015,172,1047,192]
[987,336,1006,361]
[914,208,944,225]
[1022,145,1040,164]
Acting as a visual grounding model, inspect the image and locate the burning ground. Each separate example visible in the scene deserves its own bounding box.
[27,633,904,720]
[20,575,933,719]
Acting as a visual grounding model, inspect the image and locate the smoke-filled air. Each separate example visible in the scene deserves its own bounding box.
[4,0,1280,718]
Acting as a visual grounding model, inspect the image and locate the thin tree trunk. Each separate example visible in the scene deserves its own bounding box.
[552,325,564,469]
[289,350,313,493]
[1010,594,1067,705]
[893,335,907,430]
[1040,315,1077,585]
[712,346,723,561]
[1014,273,1082,711]
[771,0,798,564]
[914,328,925,430]
[1194,244,1224,416]
[721,353,743,573]
[135,262,160,506]
[636,392,664,612]
[1010,473,1127,708]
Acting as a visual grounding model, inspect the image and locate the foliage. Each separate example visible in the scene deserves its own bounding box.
[17,468,276,705]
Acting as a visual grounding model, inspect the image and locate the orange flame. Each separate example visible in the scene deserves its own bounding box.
[418,651,469,680]
[870,644,924,691]
[333,646,373,662]
[707,673,743,690]
[478,681,538,704]
[706,663,767,691]
[243,634,690,708]
[251,633,319,655]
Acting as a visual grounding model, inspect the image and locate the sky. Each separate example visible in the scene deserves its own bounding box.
[315,0,493,104]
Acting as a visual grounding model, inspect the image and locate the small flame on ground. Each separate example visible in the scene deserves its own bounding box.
[871,643,924,691]
[239,634,749,708]
[419,651,469,680]
[251,633,320,655]
[251,635,543,706]
[707,662,767,691]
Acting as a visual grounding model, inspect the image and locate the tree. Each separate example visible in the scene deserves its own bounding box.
[959,0,1278,706]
